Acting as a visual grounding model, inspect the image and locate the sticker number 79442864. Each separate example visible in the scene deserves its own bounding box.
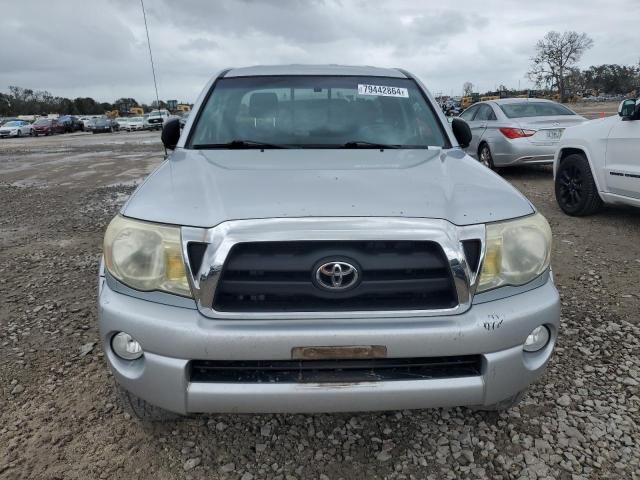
[357,84,409,98]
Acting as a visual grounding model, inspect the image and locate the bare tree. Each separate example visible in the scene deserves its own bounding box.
[463,82,474,97]
[527,31,593,102]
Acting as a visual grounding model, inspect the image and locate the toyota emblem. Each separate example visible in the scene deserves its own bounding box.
[314,261,359,291]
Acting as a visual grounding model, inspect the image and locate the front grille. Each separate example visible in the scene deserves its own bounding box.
[213,241,458,312]
[190,356,482,383]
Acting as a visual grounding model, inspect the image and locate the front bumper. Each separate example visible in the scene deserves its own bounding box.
[98,276,560,414]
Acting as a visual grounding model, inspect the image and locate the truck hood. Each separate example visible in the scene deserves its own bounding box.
[561,114,620,139]
[122,148,534,227]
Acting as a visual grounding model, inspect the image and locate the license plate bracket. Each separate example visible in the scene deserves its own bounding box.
[291,345,387,360]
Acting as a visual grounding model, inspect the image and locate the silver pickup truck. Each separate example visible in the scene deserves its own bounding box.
[98,65,559,421]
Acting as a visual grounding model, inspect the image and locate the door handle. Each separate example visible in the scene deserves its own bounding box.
[480,123,487,128]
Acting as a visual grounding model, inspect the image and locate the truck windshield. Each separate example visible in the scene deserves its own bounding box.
[189,76,448,149]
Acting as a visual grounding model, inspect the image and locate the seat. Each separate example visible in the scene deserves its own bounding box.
[249,92,279,128]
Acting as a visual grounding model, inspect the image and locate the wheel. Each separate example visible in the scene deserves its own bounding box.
[92,131,96,134]
[478,143,495,169]
[116,383,181,422]
[555,153,602,216]
[16,130,22,137]
[472,390,527,411]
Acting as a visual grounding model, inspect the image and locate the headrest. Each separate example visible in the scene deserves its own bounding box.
[249,92,278,118]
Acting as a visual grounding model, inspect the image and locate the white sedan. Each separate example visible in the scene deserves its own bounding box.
[0,120,32,138]
[125,116,144,131]
[554,98,640,215]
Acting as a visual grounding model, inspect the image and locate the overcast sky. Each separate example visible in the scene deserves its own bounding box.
[1,0,638,104]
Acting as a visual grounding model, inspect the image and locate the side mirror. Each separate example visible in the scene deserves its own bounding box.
[618,99,637,119]
[161,118,181,149]
[451,117,472,148]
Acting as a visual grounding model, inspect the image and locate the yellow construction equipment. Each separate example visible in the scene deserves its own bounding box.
[129,107,144,116]
[461,94,480,110]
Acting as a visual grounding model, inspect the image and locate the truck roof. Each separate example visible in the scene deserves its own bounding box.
[223,64,408,78]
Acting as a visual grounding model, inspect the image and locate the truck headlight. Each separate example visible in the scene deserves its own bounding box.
[477,213,552,292]
[104,215,191,297]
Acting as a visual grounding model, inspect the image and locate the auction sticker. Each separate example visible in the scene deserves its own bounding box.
[358,84,409,98]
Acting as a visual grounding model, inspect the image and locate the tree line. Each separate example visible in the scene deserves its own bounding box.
[0,87,175,117]
[462,31,639,103]
[527,31,639,102]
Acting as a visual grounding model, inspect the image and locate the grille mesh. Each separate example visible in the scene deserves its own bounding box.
[190,356,483,383]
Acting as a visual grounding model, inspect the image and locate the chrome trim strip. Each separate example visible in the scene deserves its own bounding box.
[182,218,485,320]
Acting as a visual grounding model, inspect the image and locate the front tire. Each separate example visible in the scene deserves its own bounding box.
[116,383,181,423]
[478,143,495,169]
[16,130,22,137]
[555,153,602,216]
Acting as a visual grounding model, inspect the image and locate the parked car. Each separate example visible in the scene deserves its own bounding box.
[459,98,586,169]
[125,116,144,131]
[145,109,169,130]
[0,120,33,138]
[59,115,83,132]
[0,117,23,127]
[31,118,64,136]
[114,117,129,131]
[79,116,96,130]
[88,117,117,133]
[178,111,190,129]
[554,98,640,215]
[99,65,559,421]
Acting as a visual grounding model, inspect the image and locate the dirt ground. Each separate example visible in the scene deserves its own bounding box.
[571,101,620,120]
[0,131,638,480]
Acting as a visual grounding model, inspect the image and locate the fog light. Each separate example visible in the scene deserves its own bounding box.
[111,332,143,360]
[523,326,550,352]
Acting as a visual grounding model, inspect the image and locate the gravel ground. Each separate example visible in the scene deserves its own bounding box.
[1,133,639,480]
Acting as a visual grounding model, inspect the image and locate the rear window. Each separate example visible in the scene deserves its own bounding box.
[189,75,448,149]
[499,102,575,118]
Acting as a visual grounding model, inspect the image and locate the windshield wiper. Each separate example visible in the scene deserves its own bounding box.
[192,140,289,149]
[342,141,401,149]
